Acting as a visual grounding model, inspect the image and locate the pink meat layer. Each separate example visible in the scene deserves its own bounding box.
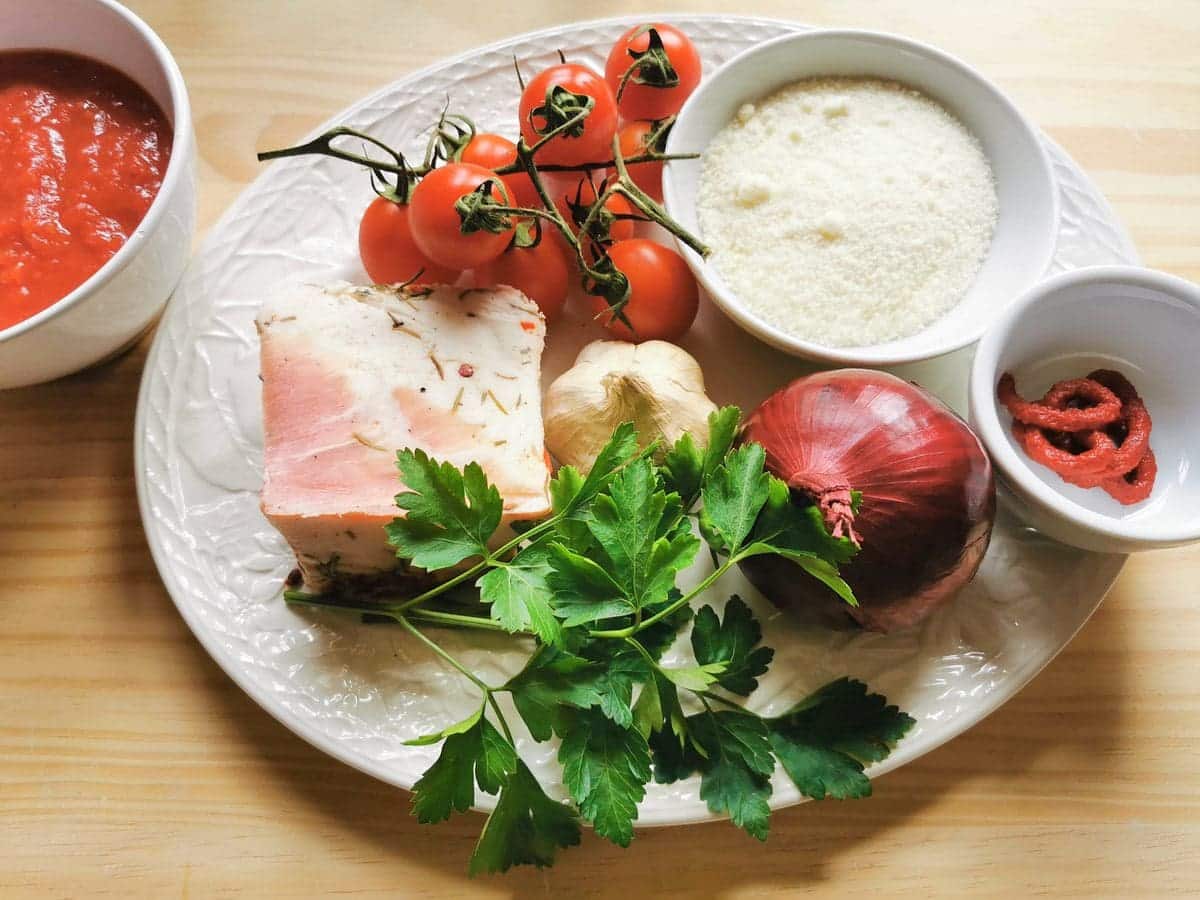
[257,281,551,589]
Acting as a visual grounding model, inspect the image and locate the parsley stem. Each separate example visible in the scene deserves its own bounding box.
[285,590,508,632]
[410,609,507,631]
[698,691,746,712]
[590,557,738,639]
[623,636,657,669]
[486,694,516,745]
[396,616,494,694]
[388,563,486,614]
[284,589,377,613]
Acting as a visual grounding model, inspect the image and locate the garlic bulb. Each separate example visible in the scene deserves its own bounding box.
[543,340,718,472]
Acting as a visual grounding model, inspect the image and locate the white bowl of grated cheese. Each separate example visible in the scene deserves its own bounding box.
[663,29,1059,366]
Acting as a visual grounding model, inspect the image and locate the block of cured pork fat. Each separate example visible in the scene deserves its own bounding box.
[257,282,551,592]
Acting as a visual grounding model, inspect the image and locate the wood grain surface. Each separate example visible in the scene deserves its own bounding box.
[2,2,1197,896]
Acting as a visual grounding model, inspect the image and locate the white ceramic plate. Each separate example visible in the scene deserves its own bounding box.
[135,15,1136,827]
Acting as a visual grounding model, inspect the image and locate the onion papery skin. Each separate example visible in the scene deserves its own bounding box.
[739,369,996,633]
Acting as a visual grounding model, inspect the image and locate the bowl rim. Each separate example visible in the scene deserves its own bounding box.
[0,0,193,346]
[662,26,1060,367]
[968,263,1200,547]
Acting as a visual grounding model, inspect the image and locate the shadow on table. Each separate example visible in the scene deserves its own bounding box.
[176,580,1131,899]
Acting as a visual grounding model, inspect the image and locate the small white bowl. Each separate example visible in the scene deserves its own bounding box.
[662,29,1058,367]
[968,265,1200,553]
[0,0,196,390]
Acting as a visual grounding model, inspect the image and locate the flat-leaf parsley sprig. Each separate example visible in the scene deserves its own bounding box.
[284,408,915,874]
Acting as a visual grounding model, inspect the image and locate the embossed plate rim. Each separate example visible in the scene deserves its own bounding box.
[136,13,1133,828]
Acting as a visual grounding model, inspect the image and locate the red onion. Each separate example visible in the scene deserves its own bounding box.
[739,369,995,633]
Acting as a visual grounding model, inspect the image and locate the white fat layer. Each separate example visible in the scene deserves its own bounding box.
[257,282,549,584]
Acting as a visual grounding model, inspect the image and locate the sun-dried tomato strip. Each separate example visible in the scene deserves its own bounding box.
[1004,368,1157,505]
[1101,447,1157,504]
[998,373,1122,430]
[1013,421,1119,482]
[1087,368,1139,404]
[1043,381,1153,481]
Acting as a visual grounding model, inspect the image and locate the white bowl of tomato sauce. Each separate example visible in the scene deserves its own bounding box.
[0,0,196,389]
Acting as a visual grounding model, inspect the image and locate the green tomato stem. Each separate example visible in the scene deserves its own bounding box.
[608,133,710,257]
[492,150,699,175]
[526,104,592,156]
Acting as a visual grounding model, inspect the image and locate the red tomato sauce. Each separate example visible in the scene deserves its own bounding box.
[0,51,172,331]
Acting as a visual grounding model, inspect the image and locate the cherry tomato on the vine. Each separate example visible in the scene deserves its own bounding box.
[589,238,698,342]
[357,195,459,286]
[519,63,619,167]
[617,120,664,202]
[472,236,570,322]
[555,177,636,246]
[458,133,540,209]
[408,162,514,269]
[605,23,701,121]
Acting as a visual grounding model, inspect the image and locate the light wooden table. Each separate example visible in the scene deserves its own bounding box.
[3,2,1197,896]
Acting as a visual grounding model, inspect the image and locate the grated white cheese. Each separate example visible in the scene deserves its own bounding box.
[697,77,998,347]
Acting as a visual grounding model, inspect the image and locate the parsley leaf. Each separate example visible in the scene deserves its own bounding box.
[577,643,649,730]
[558,708,652,846]
[563,421,639,513]
[699,442,771,556]
[649,708,775,839]
[547,464,592,548]
[692,709,775,779]
[691,709,775,840]
[468,760,581,875]
[648,722,706,784]
[635,589,694,660]
[585,458,698,611]
[546,543,634,626]
[632,670,687,745]
[474,722,520,795]
[660,430,703,508]
[739,476,859,606]
[410,716,517,824]
[661,405,741,508]
[697,746,773,841]
[768,678,916,800]
[303,410,918,875]
[631,673,662,741]
[690,597,775,696]
[404,705,483,747]
[504,647,603,741]
[547,461,698,626]
[745,476,858,565]
[477,548,562,646]
[702,406,743,480]
[386,449,502,570]
[658,661,728,692]
[548,464,585,510]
